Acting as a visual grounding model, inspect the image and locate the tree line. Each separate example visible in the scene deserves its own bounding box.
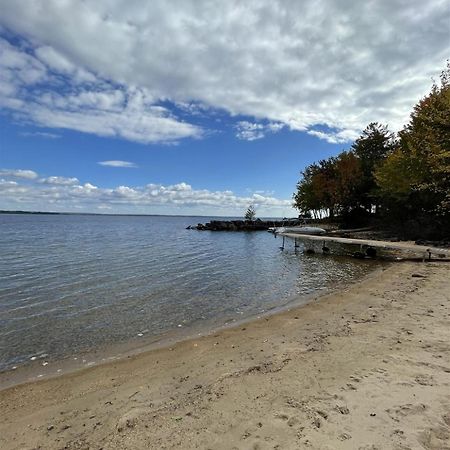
[293,62,450,239]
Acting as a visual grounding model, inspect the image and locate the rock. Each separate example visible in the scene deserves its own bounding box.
[47,425,54,431]
[194,219,302,232]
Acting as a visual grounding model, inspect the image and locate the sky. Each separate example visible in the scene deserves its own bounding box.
[0,0,449,217]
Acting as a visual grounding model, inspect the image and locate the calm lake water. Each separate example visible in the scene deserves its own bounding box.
[0,214,380,372]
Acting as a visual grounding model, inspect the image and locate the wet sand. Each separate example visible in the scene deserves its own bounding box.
[1,261,449,449]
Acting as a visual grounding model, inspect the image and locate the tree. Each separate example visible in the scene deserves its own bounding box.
[376,62,450,221]
[293,62,450,237]
[293,152,364,221]
[244,205,256,221]
[351,122,394,211]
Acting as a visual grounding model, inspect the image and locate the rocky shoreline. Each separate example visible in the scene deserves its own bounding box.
[188,218,303,231]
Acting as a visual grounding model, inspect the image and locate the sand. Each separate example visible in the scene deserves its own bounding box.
[1,261,449,450]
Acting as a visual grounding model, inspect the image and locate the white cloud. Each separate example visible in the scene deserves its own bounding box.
[0,169,295,216]
[0,37,202,144]
[0,179,18,188]
[20,131,61,139]
[98,160,138,168]
[0,0,448,144]
[235,121,285,141]
[307,128,361,144]
[0,169,38,180]
[40,176,79,185]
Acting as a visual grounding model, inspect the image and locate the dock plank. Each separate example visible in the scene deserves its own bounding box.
[280,232,450,259]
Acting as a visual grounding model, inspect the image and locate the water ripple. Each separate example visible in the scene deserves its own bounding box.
[0,214,381,371]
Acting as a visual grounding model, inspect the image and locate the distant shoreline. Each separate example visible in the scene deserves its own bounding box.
[0,210,293,219]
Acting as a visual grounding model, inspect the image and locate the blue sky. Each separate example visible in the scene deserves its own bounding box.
[0,1,448,216]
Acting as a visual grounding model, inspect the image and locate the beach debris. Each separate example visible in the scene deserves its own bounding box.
[12,366,17,370]
[47,425,54,431]
[128,391,140,399]
[30,356,37,361]
[370,413,377,417]
[412,273,426,278]
[42,361,48,366]
[137,333,144,337]
[177,324,183,327]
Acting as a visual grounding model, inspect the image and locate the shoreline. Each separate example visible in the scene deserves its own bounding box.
[0,259,385,391]
[1,261,449,449]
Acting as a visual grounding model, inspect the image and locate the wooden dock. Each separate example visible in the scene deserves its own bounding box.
[279,232,450,260]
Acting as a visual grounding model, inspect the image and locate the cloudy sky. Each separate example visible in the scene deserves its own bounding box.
[1,0,449,216]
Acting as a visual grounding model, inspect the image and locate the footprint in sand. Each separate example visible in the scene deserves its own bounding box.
[414,374,434,386]
[417,426,450,450]
[386,403,427,422]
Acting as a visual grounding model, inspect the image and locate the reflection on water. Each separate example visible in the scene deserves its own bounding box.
[0,214,380,371]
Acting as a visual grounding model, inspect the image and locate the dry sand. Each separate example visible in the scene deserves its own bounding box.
[1,261,449,450]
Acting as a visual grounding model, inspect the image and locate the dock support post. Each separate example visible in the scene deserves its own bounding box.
[294,238,299,248]
[280,235,285,250]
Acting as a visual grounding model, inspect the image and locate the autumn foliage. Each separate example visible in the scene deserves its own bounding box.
[293,62,450,238]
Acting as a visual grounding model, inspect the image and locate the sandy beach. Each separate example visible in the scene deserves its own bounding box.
[1,261,449,450]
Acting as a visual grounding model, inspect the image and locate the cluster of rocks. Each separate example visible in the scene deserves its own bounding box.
[187,219,303,231]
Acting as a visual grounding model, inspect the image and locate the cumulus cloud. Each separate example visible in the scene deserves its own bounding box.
[0,169,39,179]
[235,121,285,141]
[40,176,79,186]
[98,160,138,168]
[0,169,294,216]
[0,36,202,144]
[0,0,448,144]
[307,128,361,144]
